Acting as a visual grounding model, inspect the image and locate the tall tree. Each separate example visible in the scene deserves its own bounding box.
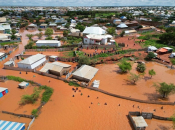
[45,28,53,37]
[153,82,175,98]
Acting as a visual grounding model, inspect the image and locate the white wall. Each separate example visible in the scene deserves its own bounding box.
[18,57,46,69]
[101,38,107,45]
[83,37,90,44]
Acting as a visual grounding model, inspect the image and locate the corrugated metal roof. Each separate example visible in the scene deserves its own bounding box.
[0,52,5,57]
[72,65,98,80]
[19,81,28,86]
[83,27,106,35]
[132,116,148,127]
[40,62,71,73]
[18,54,46,65]
[117,23,128,28]
[36,40,60,44]
[0,120,25,130]
[0,87,8,93]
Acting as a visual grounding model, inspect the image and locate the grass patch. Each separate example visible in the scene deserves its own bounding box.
[6,75,34,84]
[31,109,38,117]
[68,81,80,87]
[95,13,115,18]
[40,85,54,103]
[0,41,17,46]
[62,51,76,58]
[76,51,84,57]
[20,87,41,105]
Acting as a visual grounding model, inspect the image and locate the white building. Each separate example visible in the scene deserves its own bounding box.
[72,65,99,82]
[83,34,112,45]
[17,54,46,69]
[83,27,106,35]
[36,40,61,47]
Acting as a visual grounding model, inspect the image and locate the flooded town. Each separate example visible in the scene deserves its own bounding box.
[0,5,175,130]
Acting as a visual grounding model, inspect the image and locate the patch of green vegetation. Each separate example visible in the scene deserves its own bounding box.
[68,81,80,87]
[143,39,175,50]
[31,109,38,117]
[76,51,84,57]
[95,12,115,18]
[140,30,153,35]
[63,51,76,58]
[0,41,17,46]
[67,36,82,44]
[20,87,41,105]
[6,75,34,84]
[40,85,54,103]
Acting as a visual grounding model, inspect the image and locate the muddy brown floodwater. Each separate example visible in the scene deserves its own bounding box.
[0,29,175,130]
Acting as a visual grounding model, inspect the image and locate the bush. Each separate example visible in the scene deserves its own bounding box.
[78,56,90,66]
[128,72,140,85]
[68,81,80,87]
[31,109,38,117]
[40,85,54,102]
[145,52,156,61]
[118,59,132,73]
[21,57,24,60]
[6,75,34,84]
[20,87,41,105]
[136,63,146,73]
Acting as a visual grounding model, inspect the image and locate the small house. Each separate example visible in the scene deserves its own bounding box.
[169,53,175,58]
[0,52,7,61]
[4,61,15,67]
[147,46,157,52]
[93,80,100,88]
[48,23,57,31]
[0,87,8,98]
[117,23,128,29]
[40,62,71,76]
[36,40,61,47]
[18,81,29,89]
[17,54,46,69]
[72,65,99,82]
[40,23,47,29]
[0,120,25,130]
[28,23,37,30]
[49,55,58,62]
[132,116,148,130]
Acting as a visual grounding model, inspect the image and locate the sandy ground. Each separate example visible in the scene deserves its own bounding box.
[0,29,175,130]
[0,80,41,115]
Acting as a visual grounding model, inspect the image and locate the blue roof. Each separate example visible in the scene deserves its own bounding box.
[0,120,25,130]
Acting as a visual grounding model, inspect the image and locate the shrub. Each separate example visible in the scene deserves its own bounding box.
[31,109,38,117]
[128,72,140,85]
[78,56,90,66]
[136,63,146,73]
[21,57,24,60]
[20,87,41,105]
[118,59,132,73]
[145,52,156,61]
[68,81,80,87]
[40,85,54,103]
[149,69,156,78]
[6,75,34,84]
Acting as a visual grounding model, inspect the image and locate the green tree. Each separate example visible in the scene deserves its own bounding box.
[36,32,43,39]
[153,82,175,98]
[120,31,125,37]
[45,28,53,37]
[118,59,132,73]
[128,72,140,85]
[170,58,175,69]
[75,23,85,32]
[145,52,156,61]
[107,27,116,35]
[136,63,146,73]
[11,34,17,40]
[11,29,16,34]
[38,28,42,32]
[63,30,69,37]
[78,56,90,66]
[26,34,34,40]
[45,36,52,40]
[148,69,156,78]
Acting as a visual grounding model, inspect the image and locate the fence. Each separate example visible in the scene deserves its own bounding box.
[81,45,116,49]
[66,66,78,79]
[4,66,34,72]
[2,111,34,119]
[86,87,174,105]
[25,47,74,52]
[27,117,35,130]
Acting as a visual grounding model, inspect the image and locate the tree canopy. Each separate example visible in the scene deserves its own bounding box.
[107,27,116,35]
[153,82,175,98]
[118,59,132,73]
[128,72,140,85]
[145,52,156,61]
[78,56,90,66]
[45,28,53,37]
[136,63,146,73]
[149,69,156,78]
